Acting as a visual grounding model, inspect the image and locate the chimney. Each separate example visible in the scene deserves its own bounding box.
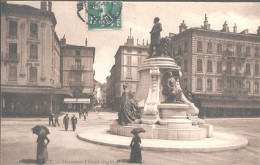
[142,39,144,45]
[137,39,139,45]
[221,21,229,32]
[48,1,52,12]
[126,28,134,46]
[179,20,187,33]
[41,1,47,11]
[61,35,66,46]
[146,40,149,46]
[257,26,260,35]
[233,23,237,33]
[203,14,210,30]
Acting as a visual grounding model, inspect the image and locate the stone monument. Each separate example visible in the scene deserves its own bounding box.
[110,17,212,140]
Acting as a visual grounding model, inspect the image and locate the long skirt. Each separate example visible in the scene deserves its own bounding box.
[37,143,48,164]
[129,146,142,163]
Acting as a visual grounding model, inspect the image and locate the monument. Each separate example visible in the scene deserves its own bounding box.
[109,17,212,140]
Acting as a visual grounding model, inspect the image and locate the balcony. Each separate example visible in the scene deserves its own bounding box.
[69,81,85,87]
[70,65,85,71]
[5,54,19,63]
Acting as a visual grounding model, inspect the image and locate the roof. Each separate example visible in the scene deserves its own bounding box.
[2,3,57,26]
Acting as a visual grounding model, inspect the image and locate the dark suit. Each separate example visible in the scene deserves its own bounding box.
[150,22,162,56]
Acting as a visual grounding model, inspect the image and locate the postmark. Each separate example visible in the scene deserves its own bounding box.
[86,1,122,30]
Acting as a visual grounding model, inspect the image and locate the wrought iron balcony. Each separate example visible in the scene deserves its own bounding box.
[70,65,85,71]
[5,53,19,62]
[69,81,85,87]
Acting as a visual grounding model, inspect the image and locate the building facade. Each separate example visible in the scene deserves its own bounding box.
[60,36,95,111]
[106,36,149,111]
[170,15,260,117]
[1,2,64,116]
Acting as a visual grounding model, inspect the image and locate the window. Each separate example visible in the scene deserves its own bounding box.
[227,80,232,88]
[75,59,81,68]
[178,45,182,55]
[9,21,17,37]
[138,50,142,54]
[183,78,188,90]
[207,78,213,91]
[246,81,251,92]
[245,63,251,75]
[227,44,233,50]
[29,67,37,82]
[255,64,259,76]
[227,61,232,74]
[197,41,202,52]
[127,49,132,53]
[30,45,38,60]
[127,56,132,65]
[76,50,80,56]
[126,67,131,79]
[184,42,188,53]
[207,42,212,53]
[8,66,17,81]
[246,46,251,56]
[236,45,242,56]
[255,47,259,57]
[236,80,242,89]
[217,79,222,91]
[138,57,142,65]
[184,60,188,72]
[217,43,222,54]
[9,43,17,58]
[30,22,38,38]
[254,82,259,93]
[196,78,202,90]
[207,60,213,73]
[197,59,203,72]
[217,61,222,73]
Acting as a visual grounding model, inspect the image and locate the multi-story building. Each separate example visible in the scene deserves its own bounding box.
[60,36,95,111]
[170,15,260,117]
[1,2,64,116]
[106,35,149,111]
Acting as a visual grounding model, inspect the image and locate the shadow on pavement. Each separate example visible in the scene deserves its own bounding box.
[19,159,37,164]
[117,159,129,163]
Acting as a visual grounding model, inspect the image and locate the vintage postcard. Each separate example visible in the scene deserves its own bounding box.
[1,1,260,165]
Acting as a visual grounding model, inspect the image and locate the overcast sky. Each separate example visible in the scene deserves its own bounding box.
[9,1,260,83]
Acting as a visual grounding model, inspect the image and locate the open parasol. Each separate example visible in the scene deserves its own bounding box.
[32,125,50,136]
[131,128,145,134]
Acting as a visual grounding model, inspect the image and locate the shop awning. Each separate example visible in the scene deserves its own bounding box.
[64,98,90,104]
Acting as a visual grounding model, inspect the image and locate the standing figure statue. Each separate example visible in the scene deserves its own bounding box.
[149,17,162,57]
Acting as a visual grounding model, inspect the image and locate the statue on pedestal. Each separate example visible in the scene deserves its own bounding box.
[118,84,140,125]
[162,70,183,103]
[149,17,162,57]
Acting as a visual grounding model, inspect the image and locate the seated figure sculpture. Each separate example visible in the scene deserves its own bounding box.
[162,70,183,103]
[118,85,140,125]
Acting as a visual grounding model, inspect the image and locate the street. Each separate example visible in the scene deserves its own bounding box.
[1,110,260,165]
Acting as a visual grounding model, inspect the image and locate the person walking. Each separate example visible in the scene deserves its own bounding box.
[48,111,54,126]
[63,114,70,131]
[54,114,60,127]
[71,115,78,131]
[129,132,142,163]
[83,112,87,121]
[36,135,50,164]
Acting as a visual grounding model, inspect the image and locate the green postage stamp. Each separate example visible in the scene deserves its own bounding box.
[87,1,122,30]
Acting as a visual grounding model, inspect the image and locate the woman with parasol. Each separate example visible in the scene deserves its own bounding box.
[129,128,145,163]
[32,125,50,164]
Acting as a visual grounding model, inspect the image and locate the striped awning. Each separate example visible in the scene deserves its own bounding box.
[64,98,90,104]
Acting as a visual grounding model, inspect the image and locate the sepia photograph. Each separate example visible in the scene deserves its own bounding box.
[1,0,260,165]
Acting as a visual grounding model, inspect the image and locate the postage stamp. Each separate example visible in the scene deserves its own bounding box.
[87,1,122,30]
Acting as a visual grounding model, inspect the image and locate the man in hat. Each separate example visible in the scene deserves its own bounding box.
[63,114,70,131]
[149,17,162,57]
[71,115,78,131]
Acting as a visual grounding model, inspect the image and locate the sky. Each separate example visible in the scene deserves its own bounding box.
[8,1,260,83]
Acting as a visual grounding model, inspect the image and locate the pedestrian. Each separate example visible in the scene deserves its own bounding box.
[54,114,60,127]
[63,114,70,131]
[83,112,86,121]
[79,108,82,119]
[71,115,78,131]
[48,111,54,127]
[129,132,142,163]
[36,135,50,164]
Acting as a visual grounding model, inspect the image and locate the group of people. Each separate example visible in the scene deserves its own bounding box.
[63,114,78,131]
[48,112,60,127]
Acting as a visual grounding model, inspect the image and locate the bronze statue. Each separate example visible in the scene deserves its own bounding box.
[149,17,162,57]
[162,70,183,103]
